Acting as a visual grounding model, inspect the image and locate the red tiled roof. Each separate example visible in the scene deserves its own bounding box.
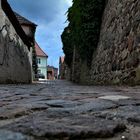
[35,42,48,57]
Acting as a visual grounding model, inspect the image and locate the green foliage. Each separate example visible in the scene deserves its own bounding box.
[61,0,106,67]
[61,26,74,67]
[32,44,38,75]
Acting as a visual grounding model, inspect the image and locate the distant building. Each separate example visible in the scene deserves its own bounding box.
[59,56,67,79]
[35,42,48,79]
[47,65,58,80]
[14,12,37,43]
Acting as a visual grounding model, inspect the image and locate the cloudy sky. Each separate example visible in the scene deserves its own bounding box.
[8,0,72,68]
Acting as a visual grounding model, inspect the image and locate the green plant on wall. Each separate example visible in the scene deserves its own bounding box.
[61,0,106,67]
[61,26,74,67]
[32,44,38,75]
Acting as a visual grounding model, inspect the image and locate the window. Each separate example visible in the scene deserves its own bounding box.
[37,58,41,64]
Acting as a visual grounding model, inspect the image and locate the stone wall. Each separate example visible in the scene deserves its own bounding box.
[70,0,140,85]
[90,0,140,85]
[0,7,32,83]
[70,46,90,84]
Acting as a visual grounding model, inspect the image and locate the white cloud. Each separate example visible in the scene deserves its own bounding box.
[65,0,72,6]
[8,0,72,68]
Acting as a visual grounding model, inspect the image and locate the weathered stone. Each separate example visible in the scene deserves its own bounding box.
[98,105,140,124]
[134,36,140,48]
[99,95,131,101]
[47,99,117,115]
[136,67,140,82]
[117,99,140,106]
[0,130,32,140]
[127,35,134,52]
[0,81,139,139]
[45,99,80,108]
[2,113,126,139]
[0,4,32,84]
[68,0,140,85]
[121,49,128,60]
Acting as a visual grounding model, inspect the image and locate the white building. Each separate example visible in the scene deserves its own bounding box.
[35,42,48,79]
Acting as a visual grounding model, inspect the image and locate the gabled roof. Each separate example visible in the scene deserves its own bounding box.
[1,0,34,49]
[35,42,48,57]
[14,12,37,27]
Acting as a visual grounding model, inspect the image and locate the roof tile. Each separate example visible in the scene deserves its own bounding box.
[35,42,48,57]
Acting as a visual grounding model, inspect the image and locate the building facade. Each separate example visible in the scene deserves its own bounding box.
[0,0,36,83]
[47,65,58,80]
[15,12,37,80]
[35,42,48,79]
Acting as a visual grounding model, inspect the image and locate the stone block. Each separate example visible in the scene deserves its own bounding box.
[136,67,140,82]
[127,35,134,52]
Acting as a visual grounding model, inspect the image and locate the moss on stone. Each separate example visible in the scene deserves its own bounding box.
[136,67,140,83]
[112,77,120,85]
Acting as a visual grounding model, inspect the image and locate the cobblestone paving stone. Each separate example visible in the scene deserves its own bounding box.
[0,80,140,140]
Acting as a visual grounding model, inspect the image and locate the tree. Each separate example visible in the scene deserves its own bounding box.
[61,0,106,67]
[32,45,38,75]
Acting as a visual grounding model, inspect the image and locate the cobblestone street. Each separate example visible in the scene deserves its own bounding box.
[0,80,140,140]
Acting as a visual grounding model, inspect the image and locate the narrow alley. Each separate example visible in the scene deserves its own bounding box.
[0,80,140,140]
